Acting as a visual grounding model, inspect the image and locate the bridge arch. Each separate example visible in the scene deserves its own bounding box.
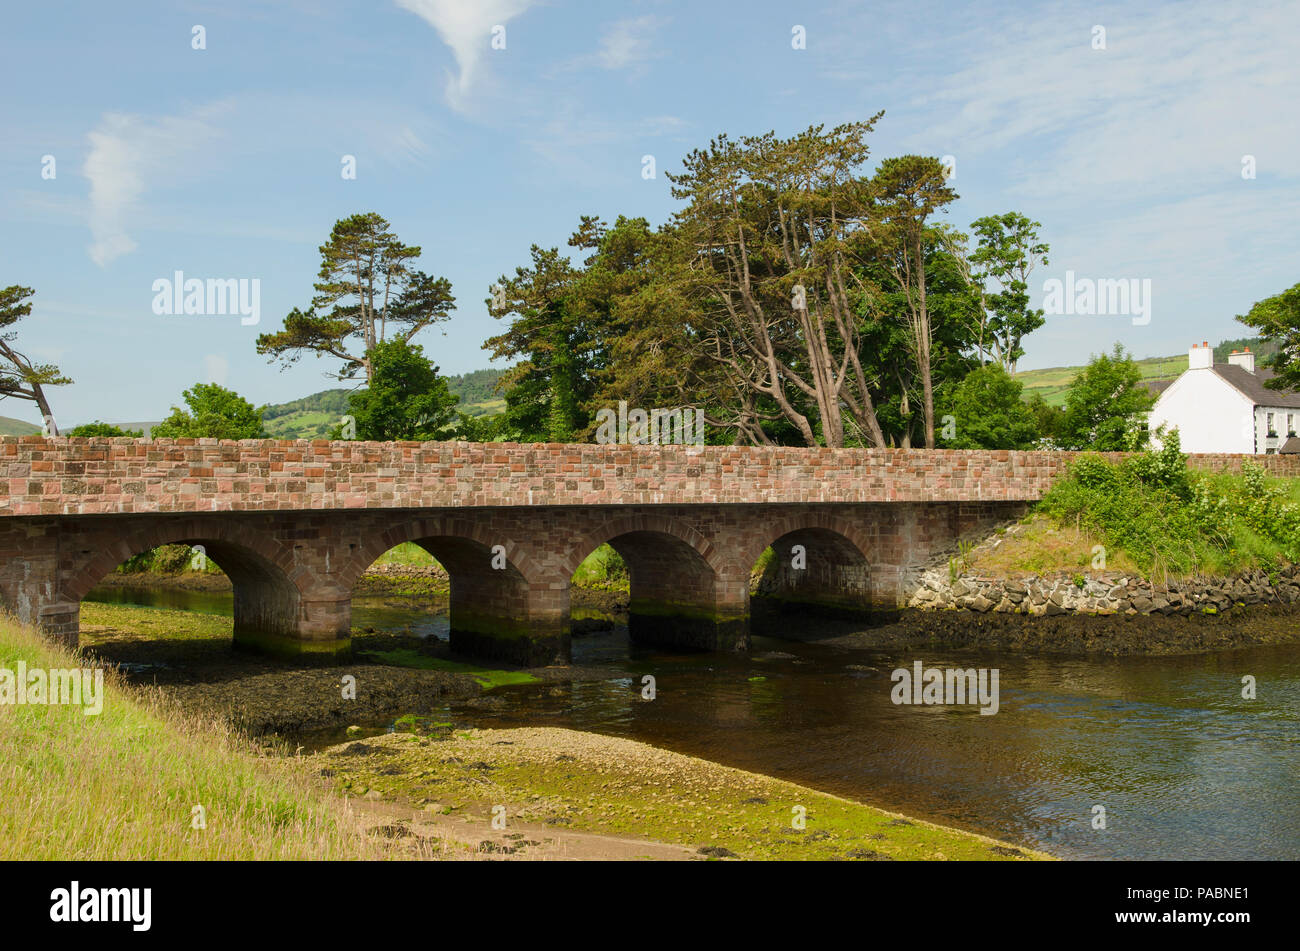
[746,514,880,621]
[564,514,744,651]
[344,515,563,667]
[63,518,311,656]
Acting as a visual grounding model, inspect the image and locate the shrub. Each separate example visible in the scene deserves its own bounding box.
[1038,435,1299,578]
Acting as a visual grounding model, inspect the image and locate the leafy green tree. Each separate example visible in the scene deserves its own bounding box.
[857,228,981,447]
[1057,343,1155,450]
[1236,281,1300,390]
[152,383,267,439]
[0,284,71,433]
[940,363,1039,449]
[1025,393,1065,443]
[257,212,454,382]
[484,242,593,442]
[343,338,458,441]
[964,213,1049,372]
[866,155,961,447]
[67,422,143,437]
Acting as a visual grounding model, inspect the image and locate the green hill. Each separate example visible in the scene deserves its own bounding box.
[1015,336,1274,407]
[0,415,41,436]
[261,368,506,438]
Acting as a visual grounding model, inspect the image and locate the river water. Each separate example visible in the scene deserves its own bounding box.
[87,585,1300,860]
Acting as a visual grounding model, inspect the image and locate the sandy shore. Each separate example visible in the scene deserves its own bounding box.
[317,726,1052,861]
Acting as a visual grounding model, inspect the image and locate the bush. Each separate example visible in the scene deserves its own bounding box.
[1039,434,1299,578]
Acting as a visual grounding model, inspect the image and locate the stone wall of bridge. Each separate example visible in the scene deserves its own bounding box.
[5,436,1296,518]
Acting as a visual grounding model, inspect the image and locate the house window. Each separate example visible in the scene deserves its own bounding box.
[1289,413,1296,437]
[1266,412,1277,437]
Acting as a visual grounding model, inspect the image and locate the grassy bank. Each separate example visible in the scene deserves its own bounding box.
[971,438,1300,582]
[323,728,1049,861]
[0,613,380,860]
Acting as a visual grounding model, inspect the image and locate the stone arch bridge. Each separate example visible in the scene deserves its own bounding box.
[0,438,1287,665]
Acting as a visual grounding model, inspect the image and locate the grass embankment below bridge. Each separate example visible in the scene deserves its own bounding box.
[960,445,1300,584]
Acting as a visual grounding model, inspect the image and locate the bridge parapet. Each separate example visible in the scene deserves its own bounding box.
[3,437,1294,517]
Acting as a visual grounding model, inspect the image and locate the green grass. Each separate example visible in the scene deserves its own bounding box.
[263,409,339,439]
[1036,439,1300,579]
[0,613,380,859]
[0,415,41,436]
[459,398,506,419]
[1017,353,1186,407]
[571,544,629,590]
[372,542,439,567]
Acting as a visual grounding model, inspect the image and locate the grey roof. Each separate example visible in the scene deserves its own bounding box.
[1211,364,1300,409]
[1281,436,1300,454]
[1143,379,1174,398]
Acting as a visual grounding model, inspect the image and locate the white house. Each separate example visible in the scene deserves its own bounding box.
[1148,342,1300,454]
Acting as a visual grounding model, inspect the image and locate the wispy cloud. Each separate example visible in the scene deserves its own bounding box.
[394,0,537,109]
[903,0,1300,198]
[595,15,665,70]
[82,108,223,267]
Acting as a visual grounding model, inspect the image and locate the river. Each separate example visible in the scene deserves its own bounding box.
[87,584,1300,860]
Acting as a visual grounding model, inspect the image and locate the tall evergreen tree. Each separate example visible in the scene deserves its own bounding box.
[257,213,454,382]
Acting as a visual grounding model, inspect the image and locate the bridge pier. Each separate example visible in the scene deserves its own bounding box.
[447,581,570,667]
[232,596,352,662]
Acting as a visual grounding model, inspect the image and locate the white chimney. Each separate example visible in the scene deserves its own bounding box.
[1227,348,1256,374]
[1188,341,1212,370]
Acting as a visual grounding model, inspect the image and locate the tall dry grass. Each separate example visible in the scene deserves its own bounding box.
[0,613,382,860]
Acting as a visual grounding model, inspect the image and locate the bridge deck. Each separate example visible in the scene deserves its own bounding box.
[3,437,1292,517]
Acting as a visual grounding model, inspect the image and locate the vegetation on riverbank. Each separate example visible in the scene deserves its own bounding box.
[972,436,1300,581]
[0,612,380,860]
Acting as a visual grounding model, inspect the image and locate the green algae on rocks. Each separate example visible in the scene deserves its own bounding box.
[319,727,1051,862]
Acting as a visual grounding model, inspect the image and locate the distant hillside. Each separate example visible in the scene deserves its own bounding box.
[0,415,40,436]
[261,368,506,438]
[1016,336,1273,407]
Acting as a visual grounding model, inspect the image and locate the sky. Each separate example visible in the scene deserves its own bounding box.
[2,0,1298,428]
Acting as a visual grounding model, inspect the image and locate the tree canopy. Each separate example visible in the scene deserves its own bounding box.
[1236,281,1300,391]
[152,383,267,440]
[1056,343,1155,451]
[256,212,454,382]
[0,284,71,433]
[343,337,459,441]
[940,363,1039,450]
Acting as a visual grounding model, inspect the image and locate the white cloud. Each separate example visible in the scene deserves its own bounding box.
[596,15,664,70]
[82,109,222,267]
[394,0,536,109]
